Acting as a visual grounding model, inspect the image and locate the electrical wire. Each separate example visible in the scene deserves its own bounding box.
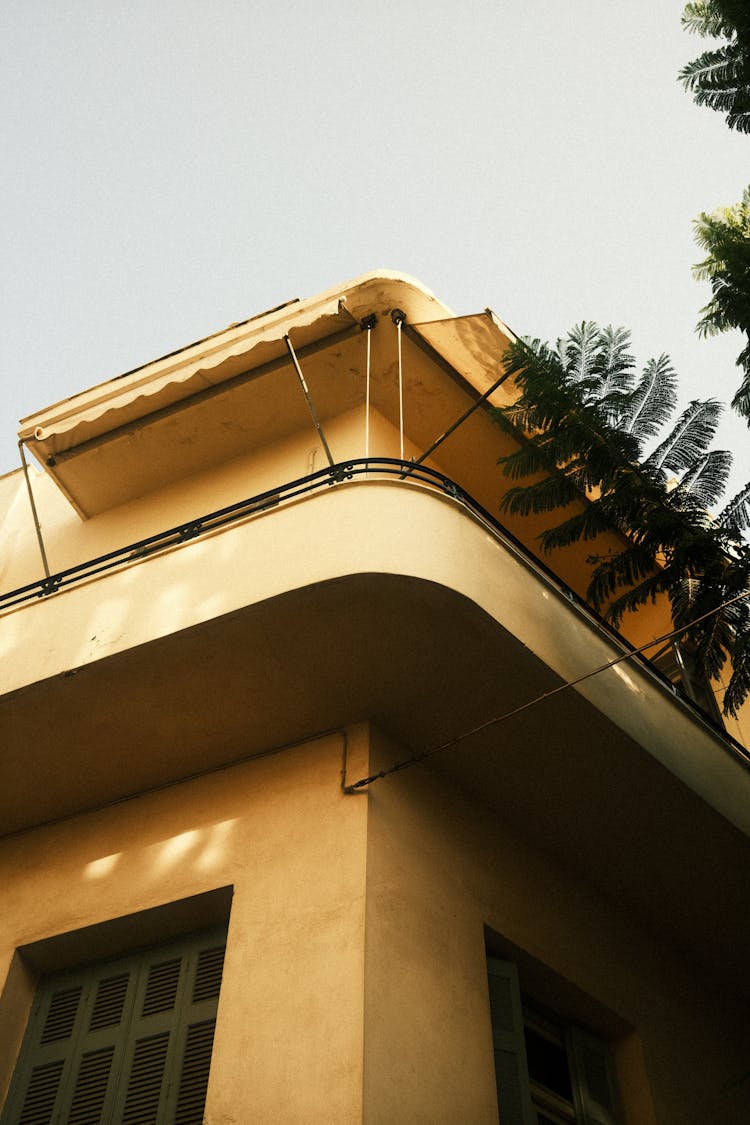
[343,586,750,791]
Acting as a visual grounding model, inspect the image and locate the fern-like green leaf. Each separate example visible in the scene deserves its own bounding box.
[645,399,723,474]
[678,449,733,507]
[717,479,750,530]
[621,355,678,451]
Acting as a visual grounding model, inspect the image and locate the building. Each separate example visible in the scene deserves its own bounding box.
[0,270,749,1123]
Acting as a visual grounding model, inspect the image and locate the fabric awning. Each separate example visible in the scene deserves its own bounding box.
[15,270,516,517]
[20,296,356,462]
[409,310,516,404]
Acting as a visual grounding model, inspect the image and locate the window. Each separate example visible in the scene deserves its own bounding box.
[487,957,622,1125]
[1,927,226,1125]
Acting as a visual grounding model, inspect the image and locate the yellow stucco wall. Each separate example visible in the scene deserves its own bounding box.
[363,726,750,1125]
[1,722,747,1124]
[0,729,370,1124]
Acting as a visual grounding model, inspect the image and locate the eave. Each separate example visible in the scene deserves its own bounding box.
[17,270,515,517]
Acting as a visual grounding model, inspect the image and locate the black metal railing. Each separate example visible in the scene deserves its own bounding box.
[0,459,451,611]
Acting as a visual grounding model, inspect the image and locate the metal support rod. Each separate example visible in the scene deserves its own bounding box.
[360,314,377,464]
[365,326,371,459]
[401,369,513,478]
[18,440,51,578]
[398,320,404,460]
[391,309,406,461]
[45,322,361,468]
[283,334,335,467]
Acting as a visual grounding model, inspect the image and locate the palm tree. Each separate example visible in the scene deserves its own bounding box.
[679,1,750,134]
[679,5,750,423]
[693,186,750,419]
[495,326,750,718]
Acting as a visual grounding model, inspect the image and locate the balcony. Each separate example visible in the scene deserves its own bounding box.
[3,460,750,1008]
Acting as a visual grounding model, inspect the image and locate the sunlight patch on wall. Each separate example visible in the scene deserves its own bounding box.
[610,663,643,695]
[155,828,202,871]
[84,852,122,879]
[194,818,238,872]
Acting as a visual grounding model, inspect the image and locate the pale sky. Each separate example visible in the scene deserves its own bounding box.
[2,1,749,498]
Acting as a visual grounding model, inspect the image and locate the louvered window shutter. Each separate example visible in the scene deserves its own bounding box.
[1,928,226,1125]
[1,962,136,1125]
[111,935,226,1125]
[566,1025,622,1125]
[486,958,536,1125]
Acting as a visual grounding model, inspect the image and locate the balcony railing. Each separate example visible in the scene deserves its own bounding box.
[1,459,462,612]
[1,457,746,759]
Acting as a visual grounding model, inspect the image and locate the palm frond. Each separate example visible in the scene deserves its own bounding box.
[693,190,750,394]
[679,4,750,132]
[621,355,678,450]
[499,474,580,518]
[726,98,750,132]
[680,45,744,94]
[677,449,733,507]
[497,433,562,481]
[598,572,668,626]
[563,321,601,389]
[593,325,636,397]
[644,399,723,474]
[717,479,750,530]
[732,369,750,419]
[496,307,750,713]
[537,504,616,553]
[681,1,735,39]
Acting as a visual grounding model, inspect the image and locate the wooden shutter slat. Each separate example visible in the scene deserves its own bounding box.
[89,973,130,1031]
[66,1045,116,1124]
[120,1031,170,1124]
[173,1019,217,1125]
[192,947,224,1003]
[39,987,82,1045]
[141,959,182,1017]
[16,1060,65,1125]
[2,928,227,1125]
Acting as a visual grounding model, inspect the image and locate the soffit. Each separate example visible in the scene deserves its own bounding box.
[2,572,749,997]
[410,311,516,403]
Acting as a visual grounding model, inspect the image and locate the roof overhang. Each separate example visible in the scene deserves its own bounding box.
[409,310,517,403]
[20,297,355,457]
[17,271,515,516]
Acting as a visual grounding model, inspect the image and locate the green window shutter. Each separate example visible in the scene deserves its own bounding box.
[63,964,139,1123]
[171,942,225,1125]
[2,962,135,1125]
[486,957,536,1125]
[110,930,226,1125]
[1,928,226,1125]
[566,1025,622,1125]
[111,944,193,1123]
